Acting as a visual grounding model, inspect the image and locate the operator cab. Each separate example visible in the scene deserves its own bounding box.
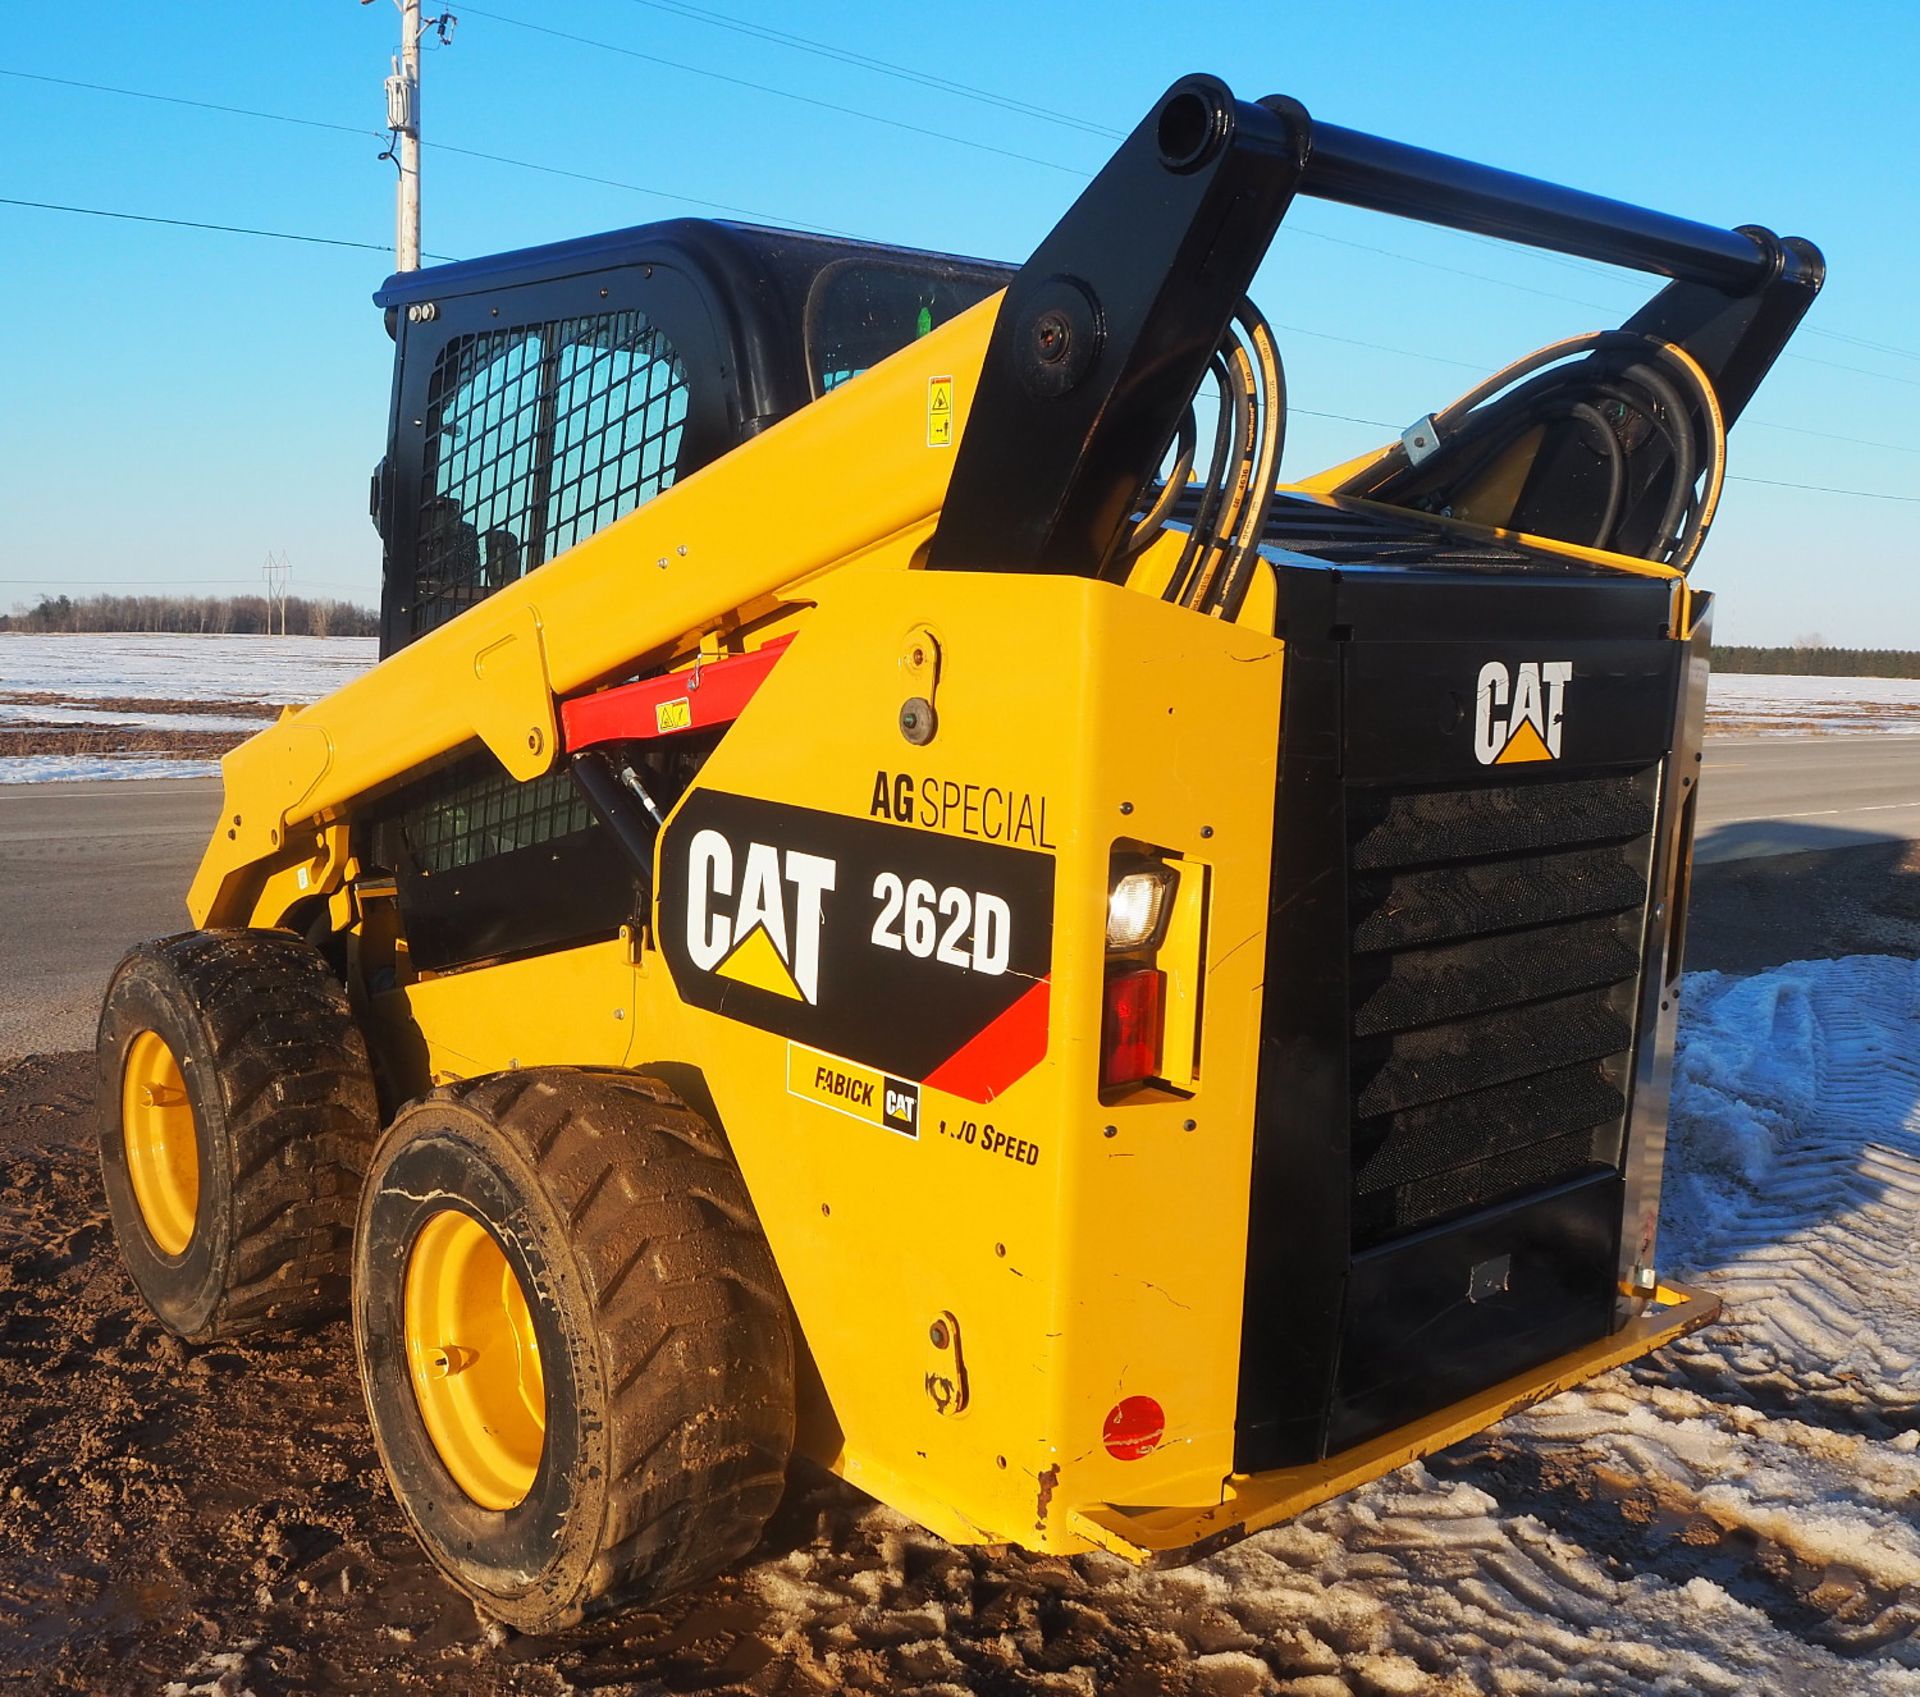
[371,220,1009,659]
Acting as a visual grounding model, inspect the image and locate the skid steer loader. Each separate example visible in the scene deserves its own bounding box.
[97,76,1822,1631]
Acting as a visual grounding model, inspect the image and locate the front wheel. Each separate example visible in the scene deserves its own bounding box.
[353,1067,795,1632]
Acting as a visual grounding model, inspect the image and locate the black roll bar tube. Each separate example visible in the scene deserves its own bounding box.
[1269,100,1783,292]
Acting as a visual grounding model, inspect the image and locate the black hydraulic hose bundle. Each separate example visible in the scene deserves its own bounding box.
[1117,321,1726,616]
[1350,330,1727,572]
[1129,297,1288,621]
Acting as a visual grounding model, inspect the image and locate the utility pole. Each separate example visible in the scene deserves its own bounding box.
[388,0,423,272]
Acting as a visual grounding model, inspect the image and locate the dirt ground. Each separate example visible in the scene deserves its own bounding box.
[2,843,1915,1695]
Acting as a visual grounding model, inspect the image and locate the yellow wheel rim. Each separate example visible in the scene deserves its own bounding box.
[403,1210,546,1511]
[121,1030,199,1257]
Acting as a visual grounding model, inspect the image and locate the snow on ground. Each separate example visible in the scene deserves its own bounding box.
[744,957,1920,1694]
[0,632,376,784]
[1708,673,1920,737]
[0,631,376,702]
[0,754,229,784]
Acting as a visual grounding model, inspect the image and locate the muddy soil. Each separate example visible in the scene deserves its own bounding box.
[0,1055,1243,1696]
[0,696,282,722]
[0,729,249,760]
[1687,838,1920,973]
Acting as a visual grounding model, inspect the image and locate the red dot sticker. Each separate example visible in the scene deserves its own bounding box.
[1102,1395,1166,1461]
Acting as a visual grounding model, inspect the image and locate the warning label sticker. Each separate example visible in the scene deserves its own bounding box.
[926,375,954,448]
[655,697,693,733]
[787,1042,920,1139]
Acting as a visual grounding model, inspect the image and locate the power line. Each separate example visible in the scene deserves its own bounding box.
[1785,351,1920,391]
[454,5,1090,177]
[1726,475,1920,504]
[0,67,373,138]
[0,64,852,238]
[577,15,1914,374]
[1795,326,1920,363]
[426,138,858,235]
[0,196,455,259]
[614,0,1122,141]
[1291,407,1398,430]
[1272,321,1487,373]
[1746,419,1920,456]
[0,578,375,589]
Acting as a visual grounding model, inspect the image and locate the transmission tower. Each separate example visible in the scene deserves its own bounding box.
[263,551,292,637]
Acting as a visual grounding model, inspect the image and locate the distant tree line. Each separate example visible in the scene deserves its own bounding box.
[0,593,377,638]
[1711,644,1920,679]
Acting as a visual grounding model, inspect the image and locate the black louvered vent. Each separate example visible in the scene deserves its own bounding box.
[1346,766,1658,1248]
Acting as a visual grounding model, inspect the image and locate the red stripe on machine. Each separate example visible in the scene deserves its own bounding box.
[922,978,1051,1104]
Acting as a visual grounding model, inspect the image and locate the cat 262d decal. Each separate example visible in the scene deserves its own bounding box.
[656,790,1054,1102]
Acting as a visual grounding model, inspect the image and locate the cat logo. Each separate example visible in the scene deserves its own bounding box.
[1475,660,1572,766]
[684,829,837,1004]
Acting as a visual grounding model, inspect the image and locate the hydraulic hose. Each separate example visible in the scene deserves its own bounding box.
[1346,329,1728,571]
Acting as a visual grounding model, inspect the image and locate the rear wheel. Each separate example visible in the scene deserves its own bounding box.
[353,1068,794,1632]
[96,929,380,1340]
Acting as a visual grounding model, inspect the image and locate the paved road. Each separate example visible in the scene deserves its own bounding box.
[0,779,219,1059]
[4,735,1920,1058]
[1692,735,1920,863]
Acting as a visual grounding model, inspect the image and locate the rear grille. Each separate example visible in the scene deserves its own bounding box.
[1346,766,1658,1248]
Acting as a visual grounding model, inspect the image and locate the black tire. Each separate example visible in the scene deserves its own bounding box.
[353,1067,795,1633]
[96,929,380,1341]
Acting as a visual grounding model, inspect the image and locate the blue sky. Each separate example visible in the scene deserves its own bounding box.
[1,0,1914,645]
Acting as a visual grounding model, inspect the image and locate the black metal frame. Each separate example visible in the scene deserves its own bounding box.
[929,78,1823,581]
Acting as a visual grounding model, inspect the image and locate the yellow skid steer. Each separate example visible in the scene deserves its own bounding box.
[97,77,1822,1630]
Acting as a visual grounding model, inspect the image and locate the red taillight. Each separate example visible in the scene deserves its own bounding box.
[1102,1395,1166,1460]
[1099,966,1165,1092]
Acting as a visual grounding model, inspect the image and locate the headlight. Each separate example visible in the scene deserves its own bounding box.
[1106,865,1175,952]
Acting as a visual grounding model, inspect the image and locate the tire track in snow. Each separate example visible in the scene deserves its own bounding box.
[1658,956,1920,1425]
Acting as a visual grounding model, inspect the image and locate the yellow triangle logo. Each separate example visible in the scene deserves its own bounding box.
[1494,717,1555,765]
[714,925,804,1001]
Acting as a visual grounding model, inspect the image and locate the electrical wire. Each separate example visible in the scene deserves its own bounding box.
[614,0,1121,141]
[11,58,1917,399]
[10,61,1914,409]
[0,196,455,260]
[0,66,858,236]
[1726,476,1920,504]
[453,5,1088,177]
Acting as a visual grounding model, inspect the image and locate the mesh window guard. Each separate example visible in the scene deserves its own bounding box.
[410,309,688,639]
[385,750,594,877]
[386,307,687,887]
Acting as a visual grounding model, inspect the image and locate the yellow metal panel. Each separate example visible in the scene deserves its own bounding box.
[626,569,1282,1549]
[468,605,561,783]
[367,936,638,1095]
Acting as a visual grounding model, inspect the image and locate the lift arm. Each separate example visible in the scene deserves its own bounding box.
[930,78,1822,581]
